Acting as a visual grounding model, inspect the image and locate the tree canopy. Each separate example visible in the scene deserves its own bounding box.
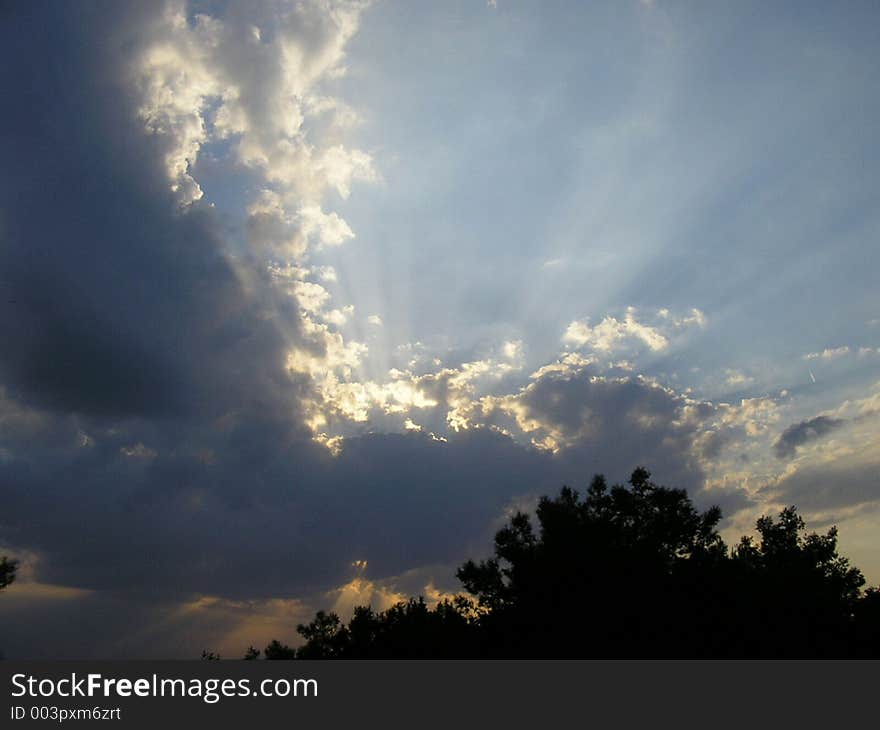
[241,468,879,658]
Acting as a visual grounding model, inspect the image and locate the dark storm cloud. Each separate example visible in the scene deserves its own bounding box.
[479,364,712,494]
[0,2,305,423]
[0,1,314,596]
[773,415,846,460]
[0,365,714,604]
[0,418,556,599]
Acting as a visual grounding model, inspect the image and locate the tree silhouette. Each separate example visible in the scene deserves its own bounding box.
[247,468,879,658]
[721,507,865,656]
[853,587,880,657]
[456,468,730,656]
[263,639,297,659]
[0,556,16,592]
[254,600,476,659]
[292,611,345,659]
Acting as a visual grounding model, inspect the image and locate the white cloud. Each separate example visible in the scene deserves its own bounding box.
[298,204,355,248]
[563,307,705,357]
[287,338,529,443]
[134,0,374,254]
[670,308,707,329]
[322,305,354,326]
[565,309,655,352]
[502,340,523,360]
[717,396,781,437]
[291,280,332,315]
[246,192,355,257]
[803,346,851,360]
[315,266,338,283]
[135,8,225,205]
[723,369,755,388]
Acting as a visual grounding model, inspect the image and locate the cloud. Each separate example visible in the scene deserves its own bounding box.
[694,428,731,460]
[0,3,310,424]
[773,415,846,459]
[0,2,370,605]
[764,455,880,516]
[288,340,529,439]
[723,369,754,388]
[315,266,338,283]
[562,307,705,357]
[246,190,311,258]
[299,204,356,248]
[447,354,716,493]
[0,413,559,600]
[135,0,375,215]
[564,311,667,352]
[803,346,851,360]
[719,397,781,435]
[502,340,523,360]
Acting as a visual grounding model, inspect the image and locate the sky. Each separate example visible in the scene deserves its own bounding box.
[0,0,878,658]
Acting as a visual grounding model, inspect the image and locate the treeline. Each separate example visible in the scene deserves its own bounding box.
[231,468,880,659]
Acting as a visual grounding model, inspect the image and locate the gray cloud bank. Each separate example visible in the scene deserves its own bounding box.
[773,416,845,459]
